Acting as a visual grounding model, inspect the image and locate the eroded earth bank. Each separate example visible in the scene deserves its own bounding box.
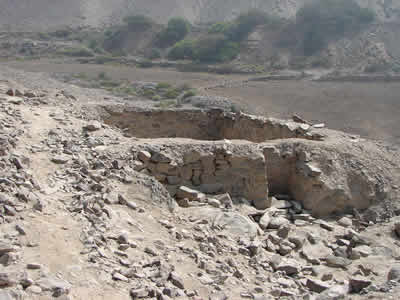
[1,67,400,300]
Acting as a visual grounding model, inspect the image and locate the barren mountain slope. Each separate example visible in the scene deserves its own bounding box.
[0,0,399,30]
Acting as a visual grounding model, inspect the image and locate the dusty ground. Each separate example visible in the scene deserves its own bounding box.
[1,64,400,300]
[1,60,239,88]
[3,59,400,145]
[210,80,400,145]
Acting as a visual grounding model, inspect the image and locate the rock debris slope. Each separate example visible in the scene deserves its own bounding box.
[1,68,400,300]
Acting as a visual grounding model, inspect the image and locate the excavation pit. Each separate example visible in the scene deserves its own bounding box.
[100,106,389,216]
[102,107,322,142]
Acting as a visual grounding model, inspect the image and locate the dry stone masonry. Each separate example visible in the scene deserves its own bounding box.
[131,142,270,209]
[101,105,398,217]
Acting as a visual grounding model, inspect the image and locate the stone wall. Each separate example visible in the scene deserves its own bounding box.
[102,107,321,142]
[101,105,396,217]
[262,139,392,217]
[131,141,270,209]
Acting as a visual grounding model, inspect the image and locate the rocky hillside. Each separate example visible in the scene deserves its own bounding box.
[0,0,399,30]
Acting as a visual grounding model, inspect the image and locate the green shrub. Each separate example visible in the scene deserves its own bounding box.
[193,34,239,63]
[141,89,156,98]
[214,64,237,74]
[152,95,162,101]
[170,35,239,63]
[147,48,162,59]
[38,32,51,40]
[123,15,153,30]
[74,72,88,79]
[164,88,180,99]
[225,10,277,42]
[156,17,191,48]
[182,89,197,99]
[105,29,114,37]
[169,36,240,63]
[103,15,154,53]
[177,83,192,91]
[110,48,127,57]
[168,11,276,63]
[364,62,390,73]
[88,39,98,50]
[208,22,231,34]
[87,39,105,54]
[156,82,172,90]
[310,56,332,68]
[52,29,72,38]
[94,55,116,64]
[193,102,207,109]
[57,46,95,57]
[290,56,308,70]
[99,80,120,88]
[103,28,126,53]
[98,72,109,80]
[137,59,153,68]
[297,0,375,55]
[122,87,137,95]
[230,103,241,113]
[391,64,400,73]
[302,30,326,56]
[168,39,195,60]
[114,86,137,96]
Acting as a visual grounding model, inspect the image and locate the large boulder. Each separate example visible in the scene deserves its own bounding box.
[187,207,259,238]
[213,211,259,238]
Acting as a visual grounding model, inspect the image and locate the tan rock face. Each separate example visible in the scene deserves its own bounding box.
[263,138,397,217]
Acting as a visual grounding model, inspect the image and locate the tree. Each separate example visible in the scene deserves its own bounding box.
[296,0,375,55]
[123,15,153,31]
[156,17,191,47]
[193,34,239,63]
[225,10,278,42]
[168,39,195,60]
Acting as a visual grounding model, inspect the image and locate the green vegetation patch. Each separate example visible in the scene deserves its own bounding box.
[296,0,375,56]
[155,17,191,48]
[168,35,239,63]
[194,35,239,63]
[167,39,195,60]
[123,15,154,31]
[168,10,278,63]
[57,46,95,57]
[156,82,172,90]
[164,87,181,99]
[224,10,279,42]
[182,89,197,99]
